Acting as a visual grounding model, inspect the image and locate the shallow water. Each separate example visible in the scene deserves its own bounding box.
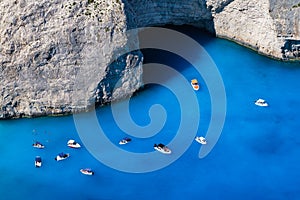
[1,26,300,200]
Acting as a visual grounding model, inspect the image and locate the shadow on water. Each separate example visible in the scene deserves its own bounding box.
[136,24,217,95]
[140,25,216,72]
[123,0,217,73]
[113,0,218,96]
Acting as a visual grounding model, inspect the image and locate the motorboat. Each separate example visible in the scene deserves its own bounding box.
[67,139,81,148]
[154,143,171,154]
[255,98,268,107]
[80,168,94,176]
[55,152,70,161]
[119,137,132,145]
[32,141,45,149]
[35,156,42,168]
[191,79,200,91]
[195,136,207,145]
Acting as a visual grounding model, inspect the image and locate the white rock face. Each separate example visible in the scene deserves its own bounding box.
[0,0,299,119]
[0,0,143,118]
[125,0,300,59]
[210,0,300,59]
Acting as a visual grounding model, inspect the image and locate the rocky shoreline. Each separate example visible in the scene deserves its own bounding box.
[0,0,299,119]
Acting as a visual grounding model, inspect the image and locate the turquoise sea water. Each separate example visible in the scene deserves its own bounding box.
[1,26,300,200]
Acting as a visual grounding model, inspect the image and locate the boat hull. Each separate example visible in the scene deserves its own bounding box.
[67,144,81,148]
[195,137,207,145]
[154,144,172,154]
[67,140,81,148]
[191,79,200,91]
[35,161,42,167]
[55,153,70,161]
[255,99,268,107]
[80,169,94,175]
[255,102,268,107]
[191,83,199,91]
[35,156,42,167]
[119,139,131,145]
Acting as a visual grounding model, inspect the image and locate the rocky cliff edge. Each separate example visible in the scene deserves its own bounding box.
[0,0,299,119]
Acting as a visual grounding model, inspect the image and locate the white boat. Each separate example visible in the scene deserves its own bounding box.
[67,139,81,148]
[55,152,70,161]
[35,156,42,168]
[80,168,94,176]
[32,141,45,149]
[195,136,207,145]
[119,137,132,145]
[255,98,268,107]
[154,143,172,154]
[191,79,200,91]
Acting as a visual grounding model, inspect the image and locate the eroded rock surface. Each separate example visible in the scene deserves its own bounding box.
[0,0,299,119]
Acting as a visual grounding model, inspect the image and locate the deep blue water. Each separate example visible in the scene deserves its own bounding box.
[1,26,300,200]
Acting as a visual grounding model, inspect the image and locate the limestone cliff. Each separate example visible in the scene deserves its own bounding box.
[210,0,300,59]
[124,0,300,59]
[123,0,214,30]
[0,0,143,118]
[0,0,299,119]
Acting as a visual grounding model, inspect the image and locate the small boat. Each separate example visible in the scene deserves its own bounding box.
[154,143,172,154]
[255,98,268,107]
[32,141,45,149]
[35,156,42,168]
[67,139,81,148]
[119,137,132,145]
[55,152,70,161]
[195,136,207,145]
[80,168,94,176]
[191,79,200,91]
